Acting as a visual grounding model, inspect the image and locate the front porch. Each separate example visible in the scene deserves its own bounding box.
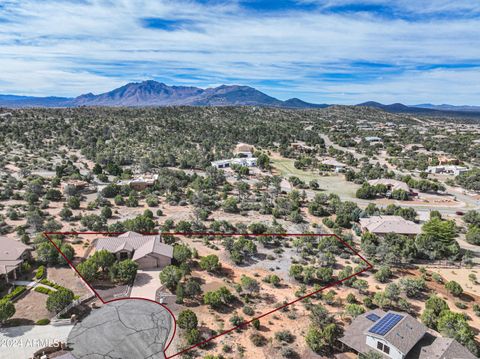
[1,263,22,284]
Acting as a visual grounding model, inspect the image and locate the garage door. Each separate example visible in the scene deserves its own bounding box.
[136,256,158,269]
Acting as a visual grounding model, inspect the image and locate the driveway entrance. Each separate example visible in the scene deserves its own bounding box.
[130,269,162,300]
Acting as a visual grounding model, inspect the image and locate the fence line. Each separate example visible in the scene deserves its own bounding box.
[54,293,96,320]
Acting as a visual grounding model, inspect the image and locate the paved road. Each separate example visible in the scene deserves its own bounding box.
[68,299,172,359]
[320,133,480,214]
[0,324,73,359]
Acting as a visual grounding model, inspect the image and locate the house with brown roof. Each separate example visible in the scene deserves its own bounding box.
[94,232,173,270]
[367,179,412,193]
[359,216,422,237]
[290,141,314,153]
[234,143,255,158]
[340,310,476,359]
[117,175,158,191]
[321,158,347,173]
[0,237,32,283]
[61,179,95,195]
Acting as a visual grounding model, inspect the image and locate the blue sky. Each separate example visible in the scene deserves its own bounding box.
[0,0,479,104]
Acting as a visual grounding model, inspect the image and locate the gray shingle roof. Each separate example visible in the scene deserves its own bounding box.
[340,309,387,355]
[417,337,477,359]
[360,216,422,235]
[0,237,31,275]
[0,236,31,261]
[341,310,431,358]
[366,311,427,355]
[95,232,173,260]
[132,238,173,260]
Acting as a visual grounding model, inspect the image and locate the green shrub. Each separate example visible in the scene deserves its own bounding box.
[34,286,54,295]
[242,306,255,316]
[275,330,295,343]
[2,286,26,302]
[35,265,45,280]
[445,280,463,297]
[36,318,50,325]
[40,278,65,291]
[250,333,266,347]
[473,304,480,317]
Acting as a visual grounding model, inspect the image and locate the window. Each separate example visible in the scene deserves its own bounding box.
[376,341,391,355]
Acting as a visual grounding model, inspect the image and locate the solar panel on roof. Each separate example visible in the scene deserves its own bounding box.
[368,313,404,336]
[366,313,380,322]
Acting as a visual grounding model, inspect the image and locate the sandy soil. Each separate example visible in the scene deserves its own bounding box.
[11,290,51,323]
[47,266,93,297]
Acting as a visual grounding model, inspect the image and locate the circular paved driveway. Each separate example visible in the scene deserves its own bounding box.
[68,299,173,359]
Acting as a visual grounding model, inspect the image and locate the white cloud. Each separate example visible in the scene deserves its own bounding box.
[0,0,479,104]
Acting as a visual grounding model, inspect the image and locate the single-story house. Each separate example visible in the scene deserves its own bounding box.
[234,143,255,158]
[290,142,315,153]
[0,237,32,283]
[404,144,425,152]
[211,157,257,169]
[426,165,468,176]
[367,179,412,193]
[359,216,422,237]
[365,136,383,143]
[322,159,347,173]
[95,232,173,270]
[437,155,459,165]
[340,309,476,359]
[117,174,158,191]
[61,179,95,195]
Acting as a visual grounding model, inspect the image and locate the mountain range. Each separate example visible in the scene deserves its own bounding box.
[356,101,480,118]
[0,81,327,109]
[0,81,478,118]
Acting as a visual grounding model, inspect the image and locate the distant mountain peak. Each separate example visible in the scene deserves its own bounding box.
[0,80,327,108]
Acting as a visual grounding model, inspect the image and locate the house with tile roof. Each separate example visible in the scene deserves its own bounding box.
[94,232,173,270]
[0,237,32,283]
[340,310,476,359]
[359,216,422,237]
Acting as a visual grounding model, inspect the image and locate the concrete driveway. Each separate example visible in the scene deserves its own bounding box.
[0,324,73,359]
[130,269,162,300]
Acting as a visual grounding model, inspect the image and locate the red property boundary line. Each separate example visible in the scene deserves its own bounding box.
[44,231,373,358]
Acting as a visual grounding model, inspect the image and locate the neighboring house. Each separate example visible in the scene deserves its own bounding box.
[234,143,255,158]
[61,179,95,195]
[95,232,173,270]
[404,144,425,152]
[117,174,158,191]
[359,216,422,237]
[437,155,459,165]
[211,157,257,169]
[367,179,413,195]
[290,142,315,153]
[340,310,476,359]
[426,165,468,176]
[0,237,32,283]
[322,158,347,173]
[365,136,383,143]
